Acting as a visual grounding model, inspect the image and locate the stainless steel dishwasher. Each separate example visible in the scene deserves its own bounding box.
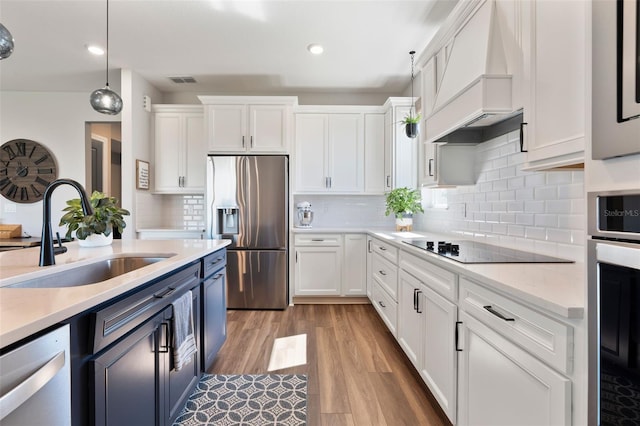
[0,325,71,426]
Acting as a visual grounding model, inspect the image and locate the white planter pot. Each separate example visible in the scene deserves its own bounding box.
[395,216,413,231]
[78,232,113,248]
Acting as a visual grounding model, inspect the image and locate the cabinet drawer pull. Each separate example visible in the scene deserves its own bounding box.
[311,239,325,242]
[213,273,223,280]
[154,287,175,299]
[378,270,387,276]
[483,305,515,322]
[379,246,387,251]
[378,301,386,308]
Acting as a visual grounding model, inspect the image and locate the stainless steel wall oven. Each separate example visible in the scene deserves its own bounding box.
[588,190,640,425]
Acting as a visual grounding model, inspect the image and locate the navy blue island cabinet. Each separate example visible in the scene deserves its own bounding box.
[64,248,227,426]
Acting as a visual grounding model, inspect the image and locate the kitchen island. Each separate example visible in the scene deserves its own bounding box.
[0,238,230,425]
[0,238,229,348]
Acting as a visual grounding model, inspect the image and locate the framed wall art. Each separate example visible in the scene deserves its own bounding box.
[136,159,149,190]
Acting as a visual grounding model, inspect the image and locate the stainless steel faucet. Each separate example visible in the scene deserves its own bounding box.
[39,179,93,266]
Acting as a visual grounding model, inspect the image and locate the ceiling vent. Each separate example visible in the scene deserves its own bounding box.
[425,0,518,144]
[169,76,197,84]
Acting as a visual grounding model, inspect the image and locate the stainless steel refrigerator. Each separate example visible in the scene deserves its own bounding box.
[206,155,288,309]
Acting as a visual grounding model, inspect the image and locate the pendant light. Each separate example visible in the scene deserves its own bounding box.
[0,23,14,59]
[404,50,420,139]
[90,0,123,115]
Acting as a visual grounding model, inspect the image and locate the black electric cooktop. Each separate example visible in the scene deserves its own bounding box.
[402,240,574,264]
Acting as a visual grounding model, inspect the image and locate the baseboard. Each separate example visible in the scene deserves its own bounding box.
[292,296,371,305]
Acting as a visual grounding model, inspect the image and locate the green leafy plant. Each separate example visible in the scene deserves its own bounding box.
[401,113,421,124]
[59,191,130,240]
[384,187,424,218]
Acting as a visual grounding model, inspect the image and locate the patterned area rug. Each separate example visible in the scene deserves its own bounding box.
[173,374,307,426]
[601,362,640,425]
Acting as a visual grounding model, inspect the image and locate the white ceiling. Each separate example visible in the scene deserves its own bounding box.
[0,0,457,97]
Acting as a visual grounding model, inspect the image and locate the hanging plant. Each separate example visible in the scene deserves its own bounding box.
[402,113,421,139]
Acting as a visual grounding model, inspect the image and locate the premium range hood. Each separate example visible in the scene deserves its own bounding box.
[425,0,518,144]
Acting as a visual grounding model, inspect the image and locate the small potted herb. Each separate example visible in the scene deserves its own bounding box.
[402,113,421,139]
[59,191,130,247]
[385,187,424,231]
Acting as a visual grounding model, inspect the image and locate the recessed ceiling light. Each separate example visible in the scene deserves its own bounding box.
[87,44,104,55]
[307,44,323,55]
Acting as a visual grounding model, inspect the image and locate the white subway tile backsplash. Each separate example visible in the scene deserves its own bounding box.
[535,214,558,228]
[524,200,545,214]
[546,199,572,214]
[534,186,558,200]
[414,129,585,258]
[558,183,584,199]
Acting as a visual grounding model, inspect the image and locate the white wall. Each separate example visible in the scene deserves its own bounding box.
[0,91,119,238]
[0,69,164,240]
[120,69,164,238]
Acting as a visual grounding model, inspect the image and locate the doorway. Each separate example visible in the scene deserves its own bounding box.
[86,122,123,235]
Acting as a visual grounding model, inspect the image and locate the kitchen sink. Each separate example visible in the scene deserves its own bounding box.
[6,254,175,289]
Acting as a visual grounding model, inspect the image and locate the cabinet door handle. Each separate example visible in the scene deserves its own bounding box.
[159,322,170,353]
[428,159,434,177]
[368,240,372,253]
[455,321,463,352]
[250,135,254,148]
[519,122,528,153]
[386,175,391,188]
[413,288,418,311]
[378,270,387,276]
[328,177,332,188]
[483,305,515,321]
[416,290,422,313]
[378,301,386,308]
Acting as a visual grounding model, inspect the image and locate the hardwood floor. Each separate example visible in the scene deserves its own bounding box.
[208,304,450,426]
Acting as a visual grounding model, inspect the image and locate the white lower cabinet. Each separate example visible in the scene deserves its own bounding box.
[398,256,458,424]
[295,245,342,296]
[457,310,572,426]
[368,239,576,426]
[294,233,366,297]
[342,234,367,296]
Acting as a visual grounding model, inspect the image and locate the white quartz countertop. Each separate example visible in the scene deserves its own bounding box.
[293,227,585,319]
[0,239,230,348]
[366,230,585,319]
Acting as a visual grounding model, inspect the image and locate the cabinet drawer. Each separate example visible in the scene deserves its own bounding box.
[372,252,398,301]
[459,277,573,374]
[294,234,342,246]
[371,280,397,337]
[370,238,398,264]
[202,250,226,278]
[399,251,457,302]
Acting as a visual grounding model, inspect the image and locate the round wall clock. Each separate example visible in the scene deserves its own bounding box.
[0,139,58,203]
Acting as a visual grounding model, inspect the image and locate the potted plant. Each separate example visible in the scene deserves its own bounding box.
[59,191,130,247]
[402,113,421,139]
[385,187,424,231]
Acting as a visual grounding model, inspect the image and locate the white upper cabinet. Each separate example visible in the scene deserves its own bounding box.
[383,98,418,191]
[199,96,296,154]
[520,0,587,170]
[294,111,364,193]
[153,105,205,194]
[420,142,476,187]
[363,113,386,194]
